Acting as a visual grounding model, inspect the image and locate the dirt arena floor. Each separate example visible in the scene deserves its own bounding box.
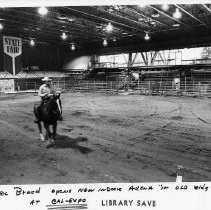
[0,92,210,184]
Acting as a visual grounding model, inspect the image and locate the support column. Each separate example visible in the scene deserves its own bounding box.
[141,52,148,65]
[0,34,4,71]
[131,52,138,66]
[128,52,133,67]
[90,55,99,69]
[151,51,158,65]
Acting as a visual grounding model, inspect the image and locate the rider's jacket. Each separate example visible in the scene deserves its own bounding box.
[38,84,54,98]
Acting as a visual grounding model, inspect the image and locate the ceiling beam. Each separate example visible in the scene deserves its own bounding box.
[175,4,209,27]
[97,6,156,32]
[6,8,106,40]
[0,11,105,42]
[202,4,211,13]
[2,8,125,45]
[126,5,172,29]
[63,6,146,36]
[126,6,195,36]
[3,27,62,44]
[149,5,191,29]
[2,19,102,42]
[76,35,211,56]
[55,7,133,39]
[52,7,124,36]
[15,8,103,36]
[1,16,107,46]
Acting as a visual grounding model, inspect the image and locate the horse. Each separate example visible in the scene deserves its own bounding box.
[34,93,62,145]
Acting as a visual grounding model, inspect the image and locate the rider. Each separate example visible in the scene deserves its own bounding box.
[34,77,63,123]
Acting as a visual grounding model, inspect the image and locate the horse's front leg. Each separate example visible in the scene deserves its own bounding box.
[38,121,44,141]
[52,121,57,139]
[44,123,54,145]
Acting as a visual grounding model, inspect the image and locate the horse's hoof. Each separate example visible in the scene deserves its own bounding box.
[40,133,45,141]
[46,140,54,148]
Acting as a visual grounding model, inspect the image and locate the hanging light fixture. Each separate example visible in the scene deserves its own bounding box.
[0,23,3,30]
[138,4,147,8]
[71,43,75,51]
[106,22,113,32]
[144,33,150,41]
[173,23,180,27]
[61,32,67,40]
[30,39,35,46]
[38,7,48,16]
[113,37,117,42]
[173,8,182,19]
[151,21,156,26]
[151,11,160,18]
[103,39,108,46]
[162,4,169,11]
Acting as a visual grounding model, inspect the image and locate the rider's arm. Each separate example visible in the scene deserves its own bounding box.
[38,86,47,97]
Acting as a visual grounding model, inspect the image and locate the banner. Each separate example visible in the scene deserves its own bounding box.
[0,182,210,210]
[3,36,22,75]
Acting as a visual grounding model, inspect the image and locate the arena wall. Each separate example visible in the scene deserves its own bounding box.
[22,43,71,71]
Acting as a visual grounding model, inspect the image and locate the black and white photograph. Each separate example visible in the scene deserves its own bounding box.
[0,0,210,188]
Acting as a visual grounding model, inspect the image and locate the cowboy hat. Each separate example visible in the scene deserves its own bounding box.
[42,77,52,81]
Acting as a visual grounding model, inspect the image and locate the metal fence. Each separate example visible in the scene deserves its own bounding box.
[2,79,211,97]
[15,81,41,92]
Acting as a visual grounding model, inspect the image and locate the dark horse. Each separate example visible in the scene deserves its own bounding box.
[34,93,62,144]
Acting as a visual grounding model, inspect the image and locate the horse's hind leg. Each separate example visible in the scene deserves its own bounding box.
[38,121,44,141]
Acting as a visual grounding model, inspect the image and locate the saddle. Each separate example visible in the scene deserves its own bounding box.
[34,93,63,123]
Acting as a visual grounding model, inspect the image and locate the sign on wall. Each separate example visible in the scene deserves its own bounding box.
[3,36,22,75]
[0,79,15,93]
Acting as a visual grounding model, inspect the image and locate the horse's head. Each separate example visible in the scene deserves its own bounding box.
[44,92,60,102]
[53,92,61,100]
[49,93,62,116]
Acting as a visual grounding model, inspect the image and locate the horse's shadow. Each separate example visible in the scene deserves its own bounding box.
[47,134,93,154]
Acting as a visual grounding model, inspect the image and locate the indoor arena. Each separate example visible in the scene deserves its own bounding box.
[0,3,210,184]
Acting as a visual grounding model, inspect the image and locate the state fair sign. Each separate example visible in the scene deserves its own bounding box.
[3,36,22,75]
